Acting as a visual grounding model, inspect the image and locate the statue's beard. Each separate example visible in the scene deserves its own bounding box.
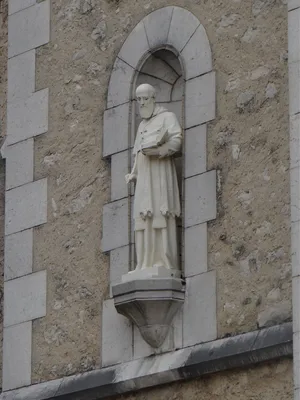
[139,103,155,119]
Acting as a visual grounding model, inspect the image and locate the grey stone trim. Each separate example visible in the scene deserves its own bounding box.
[8,0,36,15]
[289,0,300,12]
[8,0,50,58]
[184,223,207,277]
[143,7,173,49]
[184,124,207,178]
[2,321,32,391]
[0,323,292,400]
[111,150,129,201]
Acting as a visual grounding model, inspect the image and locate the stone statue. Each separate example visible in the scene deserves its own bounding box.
[125,84,182,278]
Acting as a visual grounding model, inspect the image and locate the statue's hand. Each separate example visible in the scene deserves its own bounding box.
[125,173,137,184]
[158,143,171,158]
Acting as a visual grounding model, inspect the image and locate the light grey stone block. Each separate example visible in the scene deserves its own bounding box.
[102,198,129,252]
[184,170,216,228]
[102,299,132,367]
[291,166,300,223]
[294,332,300,390]
[107,58,134,109]
[8,0,50,58]
[293,277,300,333]
[103,103,129,157]
[289,62,300,115]
[185,72,216,129]
[7,89,49,145]
[184,223,207,277]
[7,50,35,103]
[118,21,149,69]
[143,6,174,49]
[181,24,212,80]
[111,150,129,201]
[289,0,300,10]
[5,178,47,235]
[2,321,32,391]
[110,245,130,297]
[290,113,300,168]
[8,0,35,15]
[289,8,300,63]
[5,139,34,190]
[184,124,207,178]
[292,221,300,278]
[5,229,33,281]
[183,270,217,347]
[167,7,200,52]
[4,270,47,327]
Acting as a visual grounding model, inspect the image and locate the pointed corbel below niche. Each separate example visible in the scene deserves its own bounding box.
[112,268,185,348]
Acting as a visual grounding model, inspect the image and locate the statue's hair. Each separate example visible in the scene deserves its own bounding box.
[136,83,156,99]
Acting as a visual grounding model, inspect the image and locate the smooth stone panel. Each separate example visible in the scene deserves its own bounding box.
[292,221,300,278]
[4,270,47,327]
[294,332,300,389]
[185,72,216,129]
[5,139,34,190]
[291,166,300,223]
[184,170,216,228]
[118,21,149,69]
[4,229,33,281]
[7,89,49,145]
[8,0,35,15]
[184,124,207,178]
[288,7,300,63]
[102,198,129,252]
[110,245,130,297]
[289,61,300,115]
[111,150,129,201]
[290,113,300,168]
[289,0,300,10]
[107,58,134,109]
[7,49,35,103]
[293,276,300,332]
[167,7,200,52]
[8,0,50,58]
[5,178,47,235]
[183,271,217,347]
[143,6,174,49]
[103,103,129,157]
[181,24,212,80]
[102,299,132,367]
[184,223,207,277]
[2,321,32,391]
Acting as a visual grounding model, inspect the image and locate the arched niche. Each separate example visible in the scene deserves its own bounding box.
[102,6,217,364]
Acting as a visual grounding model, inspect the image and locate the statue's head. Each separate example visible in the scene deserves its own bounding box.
[136,84,156,119]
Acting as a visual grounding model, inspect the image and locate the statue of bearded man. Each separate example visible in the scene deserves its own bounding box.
[125,83,183,277]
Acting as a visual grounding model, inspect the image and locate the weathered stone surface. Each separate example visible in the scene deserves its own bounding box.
[185,72,216,128]
[257,302,291,328]
[292,221,300,279]
[185,170,216,228]
[5,179,47,235]
[265,83,277,98]
[103,103,129,157]
[143,7,173,49]
[8,0,50,58]
[183,271,217,347]
[290,113,300,168]
[102,199,129,252]
[184,124,206,178]
[5,139,34,190]
[2,322,32,391]
[241,27,260,43]
[110,246,130,296]
[289,61,300,115]
[181,24,212,80]
[7,89,48,145]
[236,90,255,111]
[288,7,300,63]
[119,21,149,69]
[107,58,134,109]
[7,49,35,103]
[4,229,33,281]
[91,20,107,43]
[167,7,200,52]
[102,299,132,367]
[252,0,276,16]
[290,166,300,223]
[184,223,207,277]
[8,0,35,15]
[4,270,47,327]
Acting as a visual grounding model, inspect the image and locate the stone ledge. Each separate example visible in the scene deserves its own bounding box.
[0,323,292,400]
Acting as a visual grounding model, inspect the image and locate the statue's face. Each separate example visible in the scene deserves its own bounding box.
[136,89,155,119]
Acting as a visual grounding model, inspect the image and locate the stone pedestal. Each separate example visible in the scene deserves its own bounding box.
[112,274,185,348]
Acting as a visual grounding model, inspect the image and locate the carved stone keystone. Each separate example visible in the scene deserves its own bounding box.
[112,277,185,348]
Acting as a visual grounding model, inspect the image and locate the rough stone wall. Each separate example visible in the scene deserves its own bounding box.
[114,359,293,400]
[0,0,7,390]
[31,0,290,383]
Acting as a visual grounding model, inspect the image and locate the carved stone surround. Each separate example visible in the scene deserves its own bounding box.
[101,6,217,365]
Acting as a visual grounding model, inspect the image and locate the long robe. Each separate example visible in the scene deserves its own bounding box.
[132,106,182,271]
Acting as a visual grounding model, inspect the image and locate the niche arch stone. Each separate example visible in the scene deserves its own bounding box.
[102,6,217,366]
